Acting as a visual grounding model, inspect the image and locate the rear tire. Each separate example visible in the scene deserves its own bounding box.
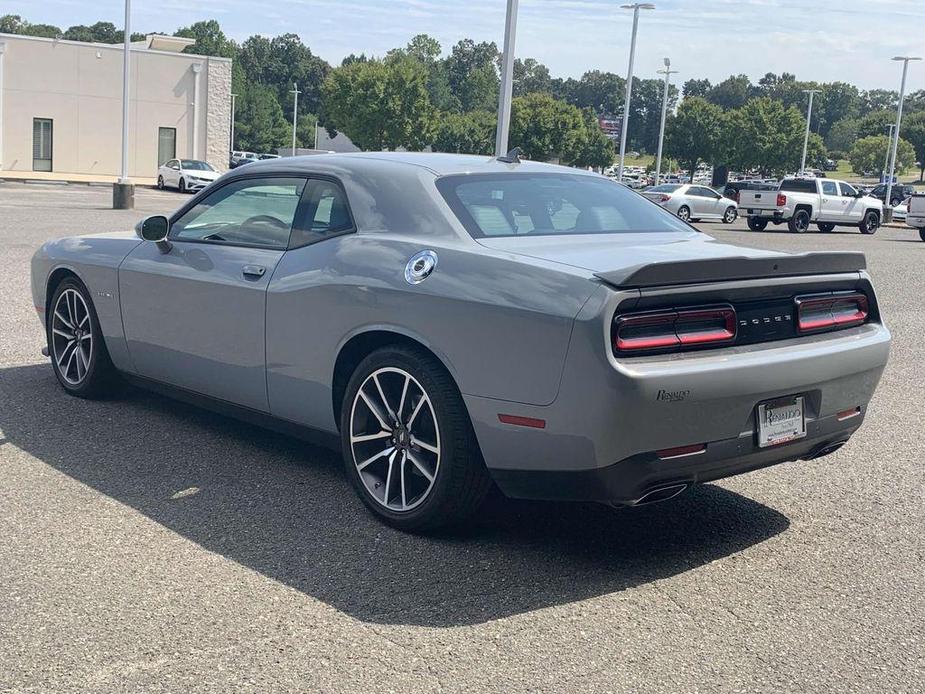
[156,176,164,190]
[788,209,811,233]
[817,222,836,232]
[722,206,737,224]
[47,277,119,399]
[676,206,691,222]
[859,210,879,235]
[747,217,768,231]
[919,227,925,242]
[341,345,492,532]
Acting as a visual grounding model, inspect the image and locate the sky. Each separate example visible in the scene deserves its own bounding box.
[3,0,923,92]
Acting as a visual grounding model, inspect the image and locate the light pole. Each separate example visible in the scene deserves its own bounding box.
[616,3,655,182]
[884,56,921,221]
[882,123,894,183]
[654,57,677,186]
[290,83,300,156]
[230,92,237,159]
[799,89,821,174]
[114,0,133,209]
[494,0,519,156]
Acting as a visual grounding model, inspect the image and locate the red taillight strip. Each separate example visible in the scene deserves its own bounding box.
[836,407,861,421]
[614,306,736,353]
[657,443,706,460]
[796,293,869,334]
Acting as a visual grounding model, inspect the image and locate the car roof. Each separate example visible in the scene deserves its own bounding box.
[228,151,596,178]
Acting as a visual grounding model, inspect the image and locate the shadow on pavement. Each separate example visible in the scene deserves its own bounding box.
[0,363,789,627]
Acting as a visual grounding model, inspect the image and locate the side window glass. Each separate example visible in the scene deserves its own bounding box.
[290,178,355,247]
[821,181,837,195]
[839,183,857,197]
[170,177,306,249]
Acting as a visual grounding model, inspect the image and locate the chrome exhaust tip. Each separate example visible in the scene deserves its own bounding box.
[633,483,689,506]
[804,440,847,461]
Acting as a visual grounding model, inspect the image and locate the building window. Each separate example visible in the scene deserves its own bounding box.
[33,118,53,172]
[158,127,177,166]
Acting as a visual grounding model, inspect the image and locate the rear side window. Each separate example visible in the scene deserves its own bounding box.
[780,179,817,194]
[437,173,692,238]
[289,178,355,247]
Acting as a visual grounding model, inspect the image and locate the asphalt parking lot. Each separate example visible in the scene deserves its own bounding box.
[1,182,923,693]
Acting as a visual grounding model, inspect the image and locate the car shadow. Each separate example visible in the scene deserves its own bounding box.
[0,363,790,627]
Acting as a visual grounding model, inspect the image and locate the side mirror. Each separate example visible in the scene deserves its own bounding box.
[134,215,172,253]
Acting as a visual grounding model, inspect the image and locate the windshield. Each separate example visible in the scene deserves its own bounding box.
[437,173,692,238]
[181,160,215,171]
[648,184,682,193]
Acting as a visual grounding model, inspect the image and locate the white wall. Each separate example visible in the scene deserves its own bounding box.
[0,33,231,178]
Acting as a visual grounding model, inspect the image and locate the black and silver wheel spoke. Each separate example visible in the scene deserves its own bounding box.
[350,367,441,512]
[51,288,93,386]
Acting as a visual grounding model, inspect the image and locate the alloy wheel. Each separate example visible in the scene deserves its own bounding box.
[349,367,441,512]
[51,288,93,385]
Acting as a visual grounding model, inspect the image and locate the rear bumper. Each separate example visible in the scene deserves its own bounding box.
[489,409,862,505]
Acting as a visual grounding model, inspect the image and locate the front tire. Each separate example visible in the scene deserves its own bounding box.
[747,217,768,231]
[788,209,810,233]
[676,205,691,222]
[817,222,836,232]
[859,210,879,234]
[47,277,118,399]
[919,227,925,242]
[722,206,737,224]
[157,175,164,190]
[341,346,492,532]
[178,177,187,193]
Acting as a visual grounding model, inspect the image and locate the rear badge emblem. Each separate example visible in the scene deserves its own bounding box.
[405,250,438,285]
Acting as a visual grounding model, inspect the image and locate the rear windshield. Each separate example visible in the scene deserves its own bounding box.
[436,173,692,238]
[780,179,817,193]
[649,184,682,193]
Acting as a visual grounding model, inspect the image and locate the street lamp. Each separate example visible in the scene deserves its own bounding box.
[114,0,133,209]
[616,3,655,182]
[882,123,894,183]
[884,56,921,221]
[654,57,677,186]
[799,89,821,174]
[230,92,238,158]
[290,83,300,156]
[494,0,520,156]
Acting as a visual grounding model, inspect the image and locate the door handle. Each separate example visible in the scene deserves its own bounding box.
[242,265,266,279]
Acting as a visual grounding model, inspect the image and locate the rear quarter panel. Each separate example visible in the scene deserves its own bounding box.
[265,233,597,432]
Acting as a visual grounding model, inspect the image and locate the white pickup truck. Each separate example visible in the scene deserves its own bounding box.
[905,194,925,241]
[739,177,883,234]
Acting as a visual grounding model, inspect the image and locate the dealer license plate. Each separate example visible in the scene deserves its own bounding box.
[757,396,806,448]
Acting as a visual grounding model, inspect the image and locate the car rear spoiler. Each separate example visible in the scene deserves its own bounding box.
[594,252,866,289]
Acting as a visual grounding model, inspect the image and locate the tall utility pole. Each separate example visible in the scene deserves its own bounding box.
[494,0,519,156]
[290,83,300,156]
[113,0,134,209]
[884,56,921,221]
[616,3,655,182]
[799,89,821,174]
[654,57,678,186]
[882,123,895,182]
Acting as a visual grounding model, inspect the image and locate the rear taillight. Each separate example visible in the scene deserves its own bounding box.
[795,293,869,334]
[614,306,736,353]
[776,193,787,207]
[659,194,671,203]
[734,191,740,203]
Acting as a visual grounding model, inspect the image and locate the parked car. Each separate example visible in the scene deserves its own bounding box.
[643,183,738,223]
[906,194,925,241]
[156,159,220,193]
[739,177,882,234]
[30,153,890,530]
[867,183,916,207]
[722,180,778,204]
[230,151,259,168]
[259,153,281,160]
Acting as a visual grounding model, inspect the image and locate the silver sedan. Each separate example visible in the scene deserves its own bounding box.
[644,183,739,223]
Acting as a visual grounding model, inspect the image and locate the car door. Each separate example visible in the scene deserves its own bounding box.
[120,176,309,411]
[167,160,181,187]
[838,182,863,222]
[819,180,841,221]
[688,186,713,217]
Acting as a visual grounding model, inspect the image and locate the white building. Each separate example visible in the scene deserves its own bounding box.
[0,33,232,180]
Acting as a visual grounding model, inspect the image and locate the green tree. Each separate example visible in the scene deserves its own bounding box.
[565,108,615,169]
[445,39,500,112]
[238,34,330,119]
[682,78,711,99]
[725,98,823,175]
[234,83,290,153]
[665,97,724,178]
[175,20,236,58]
[849,135,915,176]
[323,58,436,151]
[826,118,858,154]
[509,93,583,162]
[0,14,61,38]
[433,111,496,155]
[899,112,925,180]
[857,110,896,139]
[570,70,624,115]
[63,22,121,43]
[513,58,553,97]
[707,74,753,110]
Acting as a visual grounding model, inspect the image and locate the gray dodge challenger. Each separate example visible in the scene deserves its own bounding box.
[31,153,891,530]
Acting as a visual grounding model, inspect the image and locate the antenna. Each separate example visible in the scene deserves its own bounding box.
[497,147,522,164]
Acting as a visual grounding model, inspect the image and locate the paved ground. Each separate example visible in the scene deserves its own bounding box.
[1,182,923,693]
